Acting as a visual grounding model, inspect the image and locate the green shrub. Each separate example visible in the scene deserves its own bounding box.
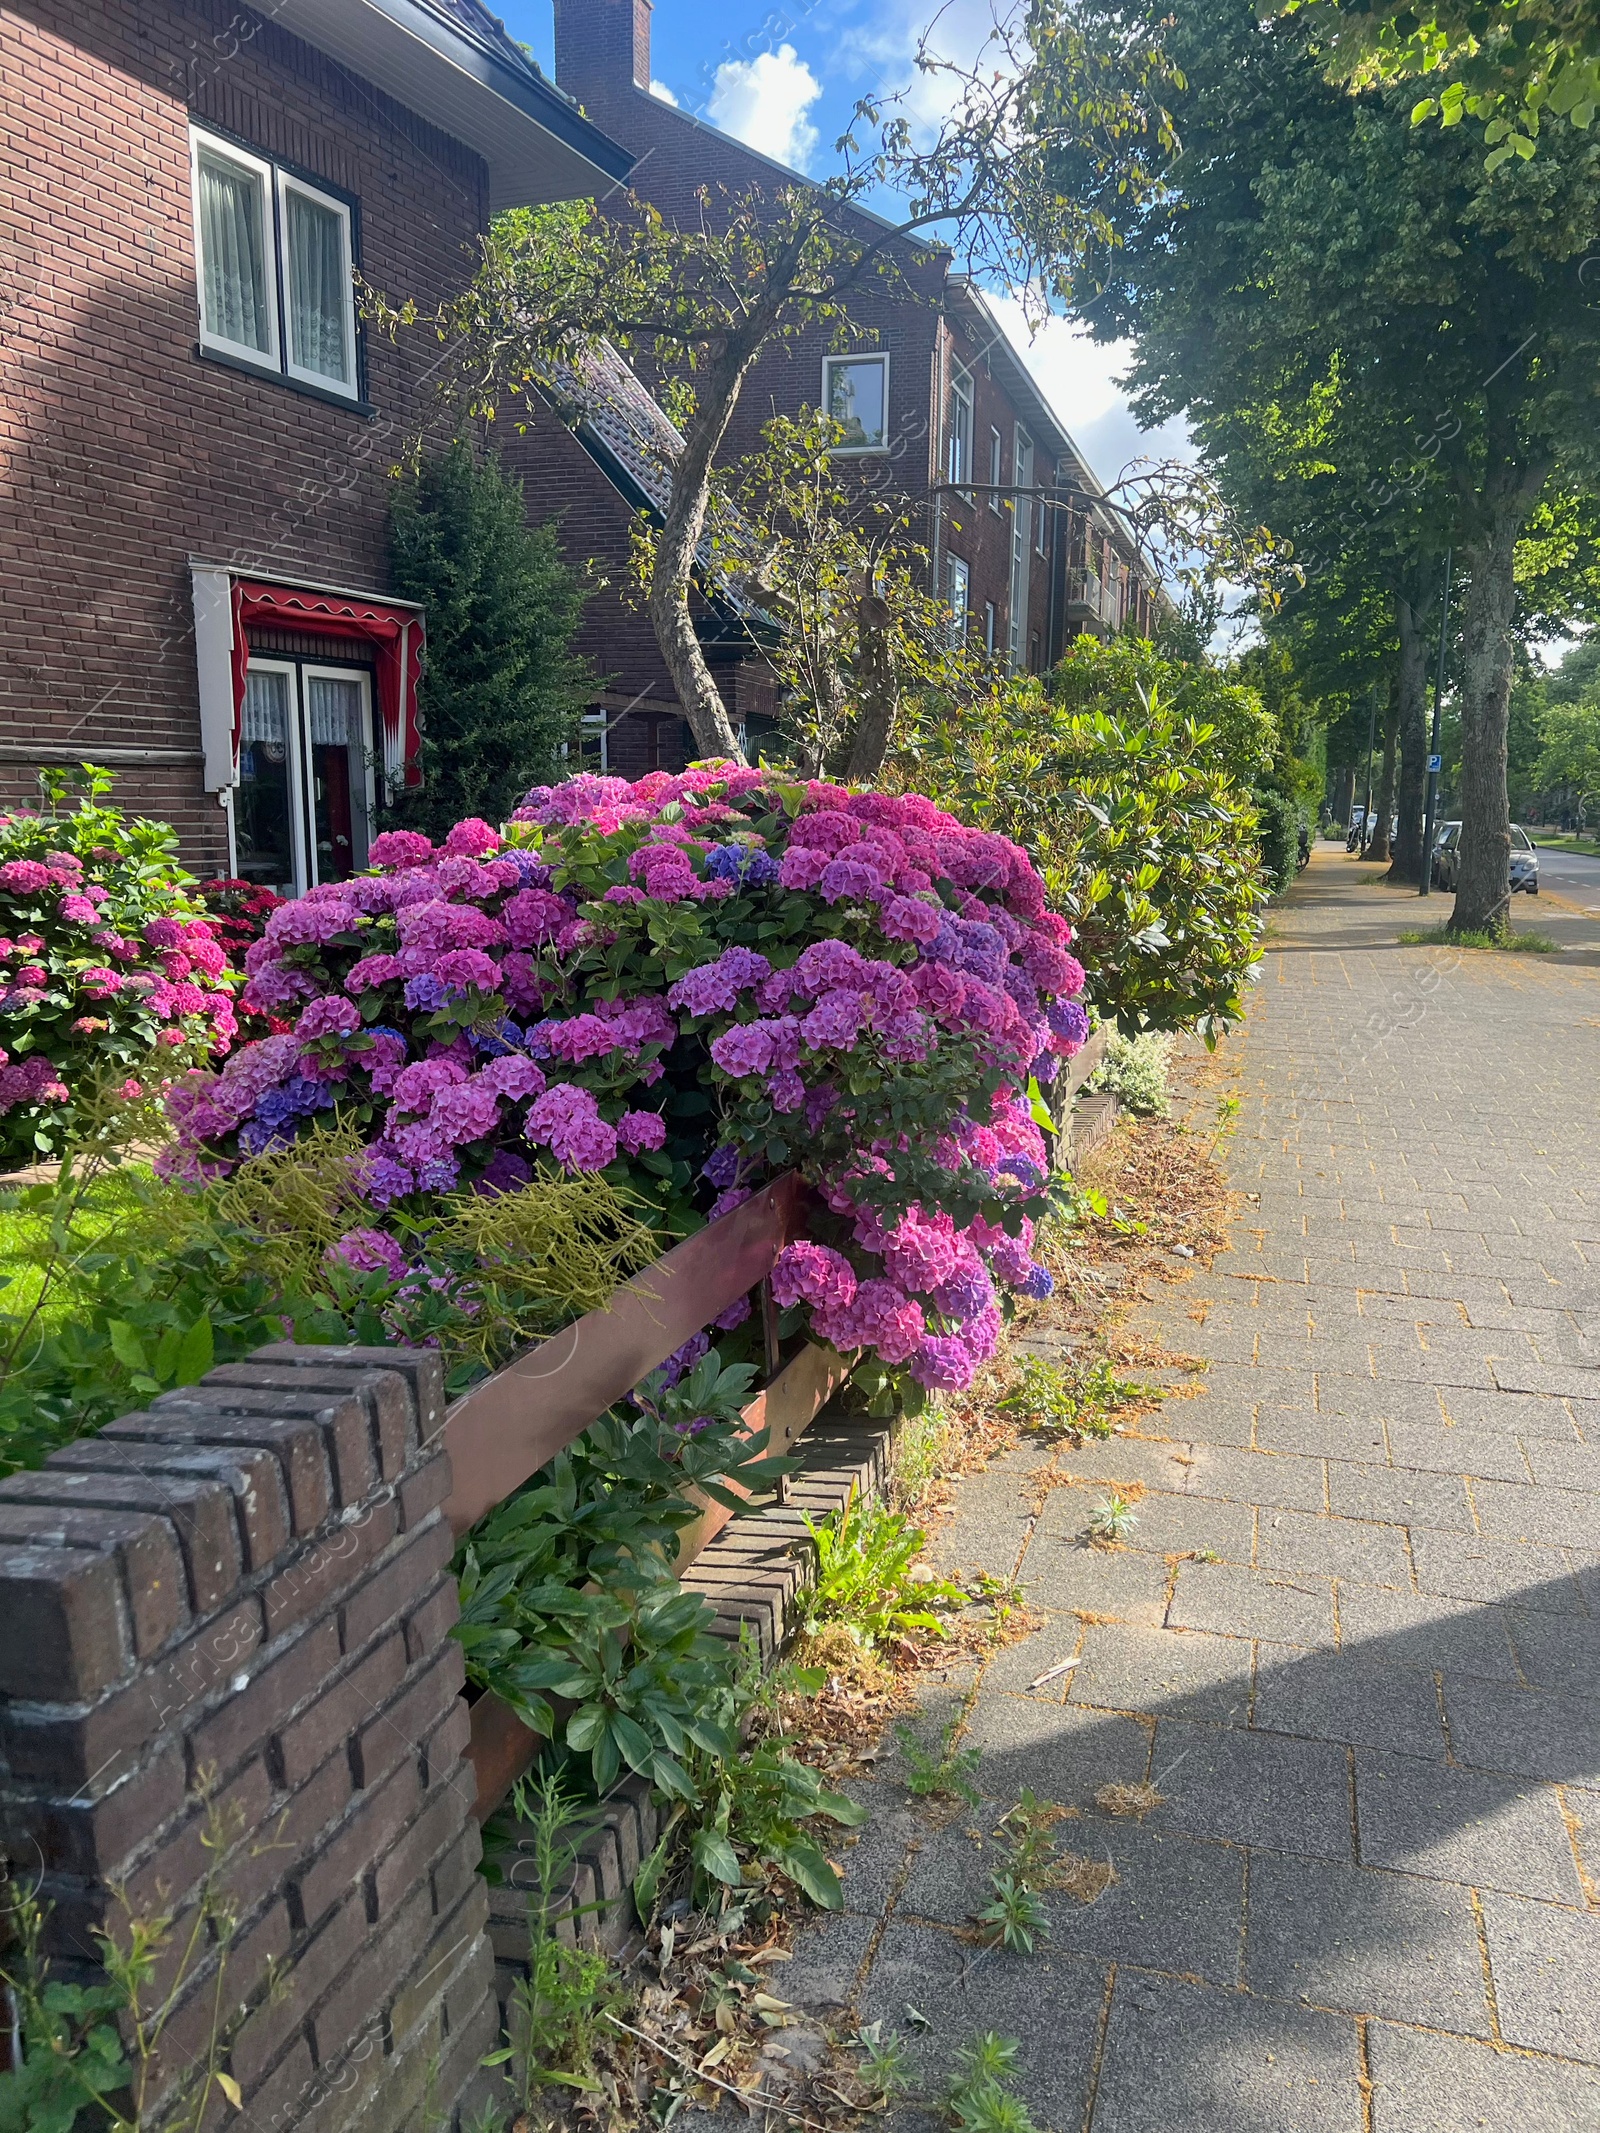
[1088,1030,1172,1117]
[1251,786,1302,893]
[897,673,1266,1038]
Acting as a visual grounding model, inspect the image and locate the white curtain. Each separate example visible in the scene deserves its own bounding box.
[306,675,361,746]
[285,190,349,383]
[198,150,270,352]
[242,667,289,745]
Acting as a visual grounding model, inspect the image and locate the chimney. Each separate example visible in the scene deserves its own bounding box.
[554,0,653,108]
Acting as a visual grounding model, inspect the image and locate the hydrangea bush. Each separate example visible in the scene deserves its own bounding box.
[166,768,1089,1395]
[0,772,237,1166]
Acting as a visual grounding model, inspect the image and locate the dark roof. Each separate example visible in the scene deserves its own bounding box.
[543,343,776,634]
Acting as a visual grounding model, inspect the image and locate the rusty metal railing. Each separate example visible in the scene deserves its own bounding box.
[442,1172,853,1819]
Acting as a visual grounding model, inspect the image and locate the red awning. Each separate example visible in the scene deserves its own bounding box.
[230,578,425,790]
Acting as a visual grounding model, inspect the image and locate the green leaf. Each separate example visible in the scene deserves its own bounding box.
[106,1320,149,1376]
[771,1837,845,1910]
[174,1314,215,1386]
[692,1828,744,1886]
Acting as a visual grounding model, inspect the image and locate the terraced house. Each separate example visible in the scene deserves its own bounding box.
[505,0,1165,775]
[0,0,631,889]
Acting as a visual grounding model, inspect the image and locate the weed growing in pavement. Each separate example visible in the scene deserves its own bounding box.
[890,1404,955,1512]
[975,1873,1050,1953]
[943,2033,1041,2133]
[850,2019,916,2103]
[794,1485,969,1651]
[1086,1493,1140,1544]
[1397,924,1558,952]
[896,1716,984,1805]
[996,1354,1153,1441]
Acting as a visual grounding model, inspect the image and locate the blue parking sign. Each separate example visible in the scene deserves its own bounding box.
[1427,754,1442,773]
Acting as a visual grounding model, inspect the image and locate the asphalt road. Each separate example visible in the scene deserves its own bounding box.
[1534,844,1600,915]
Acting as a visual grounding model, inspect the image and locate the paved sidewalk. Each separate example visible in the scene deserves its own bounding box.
[788,855,1600,2131]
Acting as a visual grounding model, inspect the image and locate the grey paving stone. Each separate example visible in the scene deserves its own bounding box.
[1149,1720,1354,1861]
[1253,1405,1388,1459]
[1442,1675,1600,1788]
[1523,1438,1600,1494]
[1090,1972,1364,2133]
[1385,1422,1532,1482]
[1439,1391,1585,1444]
[1069,1623,1254,1726]
[1192,1363,1318,1413]
[828,1784,926,1921]
[1366,2021,1600,2132]
[1257,1508,1412,1587]
[979,1613,1086,1698]
[1182,1445,1329,1512]
[859,1919,1104,2132]
[1505,1609,1600,1696]
[1334,1583,1523,1681]
[1040,1437,1207,1493]
[1480,1891,1600,2061]
[1252,1649,1446,1759]
[779,1906,879,2011]
[1245,1852,1491,2034]
[1325,1462,1475,1533]
[1410,1530,1587,1613]
[1035,1481,1253,1565]
[1353,1749,1585,1902]
[962,1690,1151,1804]
[1469,1478,1600,1551]
[1018,1537,1172,1626]
[1169,1561,1336,1647]
[1312,1375,1445,1428]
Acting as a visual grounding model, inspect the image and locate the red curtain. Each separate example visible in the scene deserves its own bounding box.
[229,579,425,789]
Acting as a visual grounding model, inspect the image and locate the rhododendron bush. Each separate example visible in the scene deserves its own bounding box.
[0,771,237,1167]
[165,767,1089,1395]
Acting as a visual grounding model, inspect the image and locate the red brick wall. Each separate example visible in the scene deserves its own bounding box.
[0,0,489,870]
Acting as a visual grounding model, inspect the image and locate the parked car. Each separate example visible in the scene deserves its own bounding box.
[1431,821,1461,887]
[1431,823,1539,894]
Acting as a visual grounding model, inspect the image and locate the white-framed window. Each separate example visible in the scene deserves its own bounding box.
[822,353,889,453]
[988,427,1004,512]
[190,125,360,401]
[984,600,997,655]
[580,710,610,771]
[947,366,973,493]
[1008,426,1034,665]
[233,658,375,896]
[1036,464,1049,555]
[947,556,970,644]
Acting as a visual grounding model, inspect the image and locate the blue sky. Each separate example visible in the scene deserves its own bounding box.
[494,0,1194,495]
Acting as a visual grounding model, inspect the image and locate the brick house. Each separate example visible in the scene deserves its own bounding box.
[0,0,631,887]
[505,0,1164,773]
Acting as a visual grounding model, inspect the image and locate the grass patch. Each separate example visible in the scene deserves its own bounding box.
[1397,924,1559,953]
[1532,834,1600,859]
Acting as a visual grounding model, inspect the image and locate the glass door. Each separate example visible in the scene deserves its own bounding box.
[235,661,303,895]
[302,669,374,886]
[233,660,373,895]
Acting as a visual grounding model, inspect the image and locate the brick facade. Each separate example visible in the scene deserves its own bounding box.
[0,1342,506,2133]
[0,0,491,871]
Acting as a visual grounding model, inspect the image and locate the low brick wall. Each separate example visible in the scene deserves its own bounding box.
[0,1344,503,2132]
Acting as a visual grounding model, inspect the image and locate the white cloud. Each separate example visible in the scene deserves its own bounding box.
[707,45,823,172]
[984,295,1195,492]
[649,78,679,106]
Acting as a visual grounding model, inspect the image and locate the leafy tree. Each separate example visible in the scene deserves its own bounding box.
[1066,0,1600,933]
[387,443,590,839]
[1293,0,1599,164]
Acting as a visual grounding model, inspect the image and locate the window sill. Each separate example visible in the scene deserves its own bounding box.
[195,344,377,420]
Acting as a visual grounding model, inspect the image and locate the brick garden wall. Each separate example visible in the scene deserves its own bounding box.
[0,0,489,872]
[0,1343,502,2133]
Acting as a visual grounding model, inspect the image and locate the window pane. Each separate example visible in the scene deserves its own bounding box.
[237,669,295,893]
[305,676,369,881]
[827,359,885,449]
[197,148,271,354]
[285,188,351,384]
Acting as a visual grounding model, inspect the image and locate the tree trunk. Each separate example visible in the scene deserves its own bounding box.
[844,588,896,779]
[645,331,772,764]
[1451,456,1548,936]
[1366,682,1399,864]
[1387,589,1432,884]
